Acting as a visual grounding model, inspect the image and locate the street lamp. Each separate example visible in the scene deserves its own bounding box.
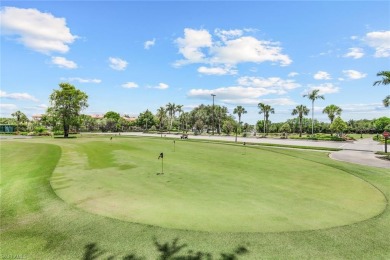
[211,94,216,135]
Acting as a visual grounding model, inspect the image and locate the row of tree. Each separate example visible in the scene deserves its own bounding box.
[2,71,389,138]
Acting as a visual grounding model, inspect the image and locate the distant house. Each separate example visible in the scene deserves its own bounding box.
[90,114,104,119]
[32,114,43,121]
[122,116,137,122]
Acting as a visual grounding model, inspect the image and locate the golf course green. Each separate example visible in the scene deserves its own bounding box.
[1,136,389,259]
[50,137,385,232]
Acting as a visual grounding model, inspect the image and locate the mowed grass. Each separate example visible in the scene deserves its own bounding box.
[1,137,390,259]
[51,137,384,233]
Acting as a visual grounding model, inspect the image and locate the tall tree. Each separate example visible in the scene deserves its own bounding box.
[156,107,166,133]
[258,103,267,136]
[373,71,390,107]
[49,83,88,137]
[291,105,310,137]
[322,104,342,136]
[176,105,183,131]
[166,103,176,133]
[258,103,274,136]
[11,110,28,132]
[233,105,247,142]
[373,71,390,86]
[303,89,325,135]
[179,112,190,133]
[383,95,390,108]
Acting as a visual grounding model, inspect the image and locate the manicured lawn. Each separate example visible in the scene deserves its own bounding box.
[1,137,389,259]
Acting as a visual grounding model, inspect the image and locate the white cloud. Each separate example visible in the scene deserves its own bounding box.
[342,70,367,80]
[187,76,300,105]
[51,56,77,69]
[0,90,38,101]
[154,83,169,90]
[0,7,77,54]
[108,57,128,70]
[350,36,358,40]
[237,76,301,93]
[197,66,237,75]
[0,103,17,110]
[144,39,156,49]
[214,28,243,42]
[67,77,101,83]
[38,104,48,109]
[343,47,364,59]
[288,72,299,77]
[174,28,212,66]
[211,36,292,66]
[174,28,291,68]
[122,82,139,89]
[313,71,331,80]
[364,30,390,57]
[305,83,340,95]
[258,98,296,106]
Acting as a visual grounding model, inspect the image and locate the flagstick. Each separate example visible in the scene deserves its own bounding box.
[161,157,164,174]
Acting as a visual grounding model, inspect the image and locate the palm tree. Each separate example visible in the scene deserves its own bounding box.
[179,112,190,133]
[258,103,274,136]
[156,107,166,135]
[373,71,390,86]
[303,89,325,135]
[176,105,183,131]
[258,103,267,136]
[383,95,390,107]
[11,110,28,132]
[322,105,342,136]
[233,105,247,142]
[291,105,310,137]
[373,71,390,107]
[165,103,176,133]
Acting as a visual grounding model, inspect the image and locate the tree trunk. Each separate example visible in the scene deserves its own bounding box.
[64,124,69,138]
[299,117,302,137]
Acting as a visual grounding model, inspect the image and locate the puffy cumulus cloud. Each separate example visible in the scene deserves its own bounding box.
[108,57,128,71]
[197,66,237,75]
[0,90,38,101]
[364,31,390,57]
[313,71,332,80]
[174,28,291,69]
[342,70,367,80]
[0,7,77,54]
[51,56,77,69]
[144,38,156,49]
[121,82,139,89]
[343,47,364,59]
[66,77,101,83]
[187,76,299,105]
[211,37,292,66]
[174,28,212,66]
[305,83,340,95]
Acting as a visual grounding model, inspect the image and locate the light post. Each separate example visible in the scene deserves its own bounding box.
[211,94,216,135]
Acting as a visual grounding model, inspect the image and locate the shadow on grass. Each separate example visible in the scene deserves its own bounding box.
[83,238,248,260]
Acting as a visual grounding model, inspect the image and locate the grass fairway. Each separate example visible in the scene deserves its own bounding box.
[1,136,390,259]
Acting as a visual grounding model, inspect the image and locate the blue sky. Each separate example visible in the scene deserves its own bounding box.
[1,1,389,124]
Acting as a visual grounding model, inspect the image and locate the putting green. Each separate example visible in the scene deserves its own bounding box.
[51,137,386,232]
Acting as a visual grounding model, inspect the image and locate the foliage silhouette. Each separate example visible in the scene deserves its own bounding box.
[82,238,248,260]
